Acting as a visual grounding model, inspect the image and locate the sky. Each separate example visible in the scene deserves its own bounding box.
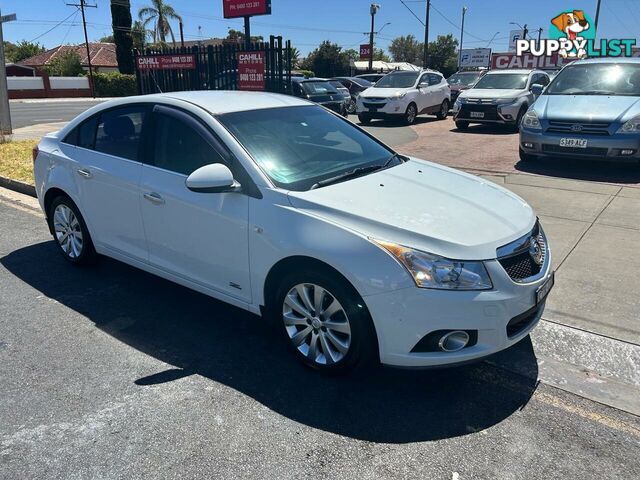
[1,0,639,56]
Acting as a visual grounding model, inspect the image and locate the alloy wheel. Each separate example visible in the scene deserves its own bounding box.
[53,204,84,259]
[282,283,352,365]
[406,105,417,124]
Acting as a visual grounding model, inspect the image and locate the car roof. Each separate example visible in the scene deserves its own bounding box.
[570,57,640,65]
[291,77,331,83]
[141,91,311,115]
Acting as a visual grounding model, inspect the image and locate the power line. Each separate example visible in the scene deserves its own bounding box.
[28,10,79,42]
[429,3,487,42]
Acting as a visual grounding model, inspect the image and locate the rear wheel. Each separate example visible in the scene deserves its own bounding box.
[48,196,96,265]
[512,106,527,132]
[455,120,469,130]
[272,270,377,374]
[404,103,418,125]
[358,114,372,125]
[436,99,449,120]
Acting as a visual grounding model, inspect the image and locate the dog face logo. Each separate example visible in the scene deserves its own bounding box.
[551,10,592,58]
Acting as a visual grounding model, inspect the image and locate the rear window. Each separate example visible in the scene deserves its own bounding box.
[63,116,98,149]
[94,106,146,161]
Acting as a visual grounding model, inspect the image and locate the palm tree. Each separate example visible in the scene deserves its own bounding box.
[138,0,182,45]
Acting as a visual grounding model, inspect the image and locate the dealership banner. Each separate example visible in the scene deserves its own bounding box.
[136,54,196,70]
[238,51,266,91]
[360,44,372,60]
[459,48,491,67]
[491,52,568,69]
[223,0,271,19]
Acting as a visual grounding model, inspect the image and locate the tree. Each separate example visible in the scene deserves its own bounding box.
[138,0,183,45]
[287,46,301,68]
[99,35,115,43]
[225,28,263,44]
[374,48,390,62]
[427,34,459,77]
[6,40,45,63]
[110,0,134,74]
[131,21,148,51]
[46,50,83,76]
[388,35,423,65]
[300,41,351,78]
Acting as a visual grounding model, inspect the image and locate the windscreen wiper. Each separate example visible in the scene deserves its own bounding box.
[310,153,406,190]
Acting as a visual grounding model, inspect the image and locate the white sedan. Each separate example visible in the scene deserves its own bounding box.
[33,91,553,373]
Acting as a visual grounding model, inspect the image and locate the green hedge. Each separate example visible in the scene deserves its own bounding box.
[93,72,137,97]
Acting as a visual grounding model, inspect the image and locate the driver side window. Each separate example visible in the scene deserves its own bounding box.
[152,112,226,176]
[419,74,430,86]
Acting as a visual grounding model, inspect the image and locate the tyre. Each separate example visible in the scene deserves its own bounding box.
[512,106,527,132]
[272,270,377,373]
[436,99,449,120]
[455,120,469,130]
[358,114,372,125]
[519,147,539,162]
[346,97,357,114]
[404,103,418,125]
[48,195,96,265]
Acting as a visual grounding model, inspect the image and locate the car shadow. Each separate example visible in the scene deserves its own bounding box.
[1,241,539,444]
[516,156,640,184]
[449,124,516,136]
[354,116,442,128]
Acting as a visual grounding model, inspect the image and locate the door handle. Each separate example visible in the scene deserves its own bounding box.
[143,192,165,205]
[77,168,92,179]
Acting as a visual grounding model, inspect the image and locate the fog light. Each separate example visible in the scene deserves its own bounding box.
[438,331,470,352]
[523,142,534,149]
[502,114,513,120]
[620,149,636,156]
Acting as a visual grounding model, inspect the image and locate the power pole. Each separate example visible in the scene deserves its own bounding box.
[369,4,380,72]
[523,24,529,40]
[594,0,602,33]
[67,0,97,98]
[179,20,184,47]
[0,11,17,135]
[537,27,543,43]
[244,16,251,49]
[423,0,430,68]
[458,6,467,68]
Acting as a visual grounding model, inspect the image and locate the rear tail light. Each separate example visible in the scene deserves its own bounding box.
[32,145,39,164]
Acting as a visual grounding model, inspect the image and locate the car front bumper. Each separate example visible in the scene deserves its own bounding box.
[363,256,553,368]
[520,128,640,161]
[356,97,408,117]
[453,101,523,124]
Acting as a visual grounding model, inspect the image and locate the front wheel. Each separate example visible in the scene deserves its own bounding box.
[48,196,96,265]
[404,103,418,125]
[436,99,449,120]
[358,114,372,125]
[273,270,377,373]
[512,106,527,132]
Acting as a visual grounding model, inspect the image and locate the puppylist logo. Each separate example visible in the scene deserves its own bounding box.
[516,9,636,59]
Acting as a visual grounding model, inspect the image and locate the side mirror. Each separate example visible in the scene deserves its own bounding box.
[186,163,239,193]
[531,84,544,96]
[418,82,429,88]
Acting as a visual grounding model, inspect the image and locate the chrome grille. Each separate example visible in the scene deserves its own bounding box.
[546,120,611,136]
[497,222,547,283]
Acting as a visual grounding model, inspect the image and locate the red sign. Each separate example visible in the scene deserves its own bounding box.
[223,0,271,19]
[360,44,372,60]
[137,54,196,70]
[238,51,266,91]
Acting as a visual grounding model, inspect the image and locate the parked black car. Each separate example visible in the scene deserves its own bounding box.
[330,77,373,114]
[291,77,347,116]
[356,73,387,84]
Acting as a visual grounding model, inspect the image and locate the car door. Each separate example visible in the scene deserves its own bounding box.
[139,105,251,302]
[64,105,149,260]
[416,73,432,112]
[429,73,449,106]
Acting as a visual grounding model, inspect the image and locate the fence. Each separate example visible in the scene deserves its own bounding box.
[7,75,92,99]
[134,36,293,96]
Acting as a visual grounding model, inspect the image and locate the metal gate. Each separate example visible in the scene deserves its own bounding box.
[134,35,292,95]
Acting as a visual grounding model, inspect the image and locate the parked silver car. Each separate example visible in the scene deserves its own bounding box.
[520,57,640,163]
[453,69,550,131]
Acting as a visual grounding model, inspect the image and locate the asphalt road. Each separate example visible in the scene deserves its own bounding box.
[9,100,418,147]
[1,196,639,479]
[9,101,104,129]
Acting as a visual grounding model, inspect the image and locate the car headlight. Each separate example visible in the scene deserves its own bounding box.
[618,114,640,134]
[495,98,518,105]
[522,109,541,130]
[387,92,407,101]
[454,99,462,110]
[372,240,493,290]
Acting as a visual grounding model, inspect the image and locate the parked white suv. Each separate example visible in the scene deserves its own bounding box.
[453,69,550,131]
[357,70,451,125]
[33,91,552,373]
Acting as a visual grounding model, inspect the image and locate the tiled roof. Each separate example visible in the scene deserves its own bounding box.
[19,43,117,68]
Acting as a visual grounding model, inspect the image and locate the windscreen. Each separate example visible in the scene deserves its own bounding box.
[474,73,529,90]
[375,72,420,89]
[545,63,640,96]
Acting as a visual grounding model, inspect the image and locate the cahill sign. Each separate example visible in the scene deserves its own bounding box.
[516,9,636,59]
